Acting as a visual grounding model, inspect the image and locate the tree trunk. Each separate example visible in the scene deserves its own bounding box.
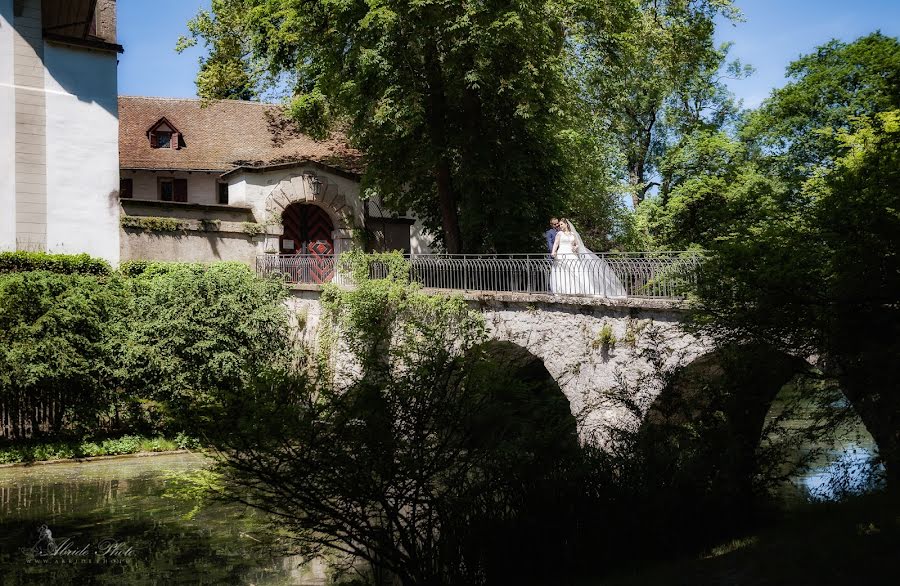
[840,377,900,493]
[435,159,462,254]
[628,160,645,209]
[627,112,657,209]
[424,40,463,254]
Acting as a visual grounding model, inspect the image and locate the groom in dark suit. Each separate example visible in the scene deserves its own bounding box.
[544,218,559,256]
[541,218,559,292]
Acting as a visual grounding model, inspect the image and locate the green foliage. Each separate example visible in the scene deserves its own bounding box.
[743,32,900,181]
[593,322,617,351]
[684,34,900,487]
[0,271,127,438]
[240,221,265,237]
[182,0,581,253]
[121,215,189,233]
[198,218,221,232]
[0,251,111,275]
[177,0,260,101]
[576,0,746,207]
[0,434,188,464]
[0,256,293,441]
[118,262,291,428]
[200,254,586,585]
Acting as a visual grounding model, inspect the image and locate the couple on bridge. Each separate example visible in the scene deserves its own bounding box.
[544,218,626,297]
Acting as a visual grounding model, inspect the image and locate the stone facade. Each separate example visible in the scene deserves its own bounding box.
[285,289,713,442]
[118,98,434,265]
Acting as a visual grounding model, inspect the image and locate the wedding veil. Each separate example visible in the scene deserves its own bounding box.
[563,219,627,297]
[565,220,594,258]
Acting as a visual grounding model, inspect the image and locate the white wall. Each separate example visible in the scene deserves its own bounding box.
[0,0,15,250]
[125,170,220,204]
[44,43,120,264]
[410,219,434,255]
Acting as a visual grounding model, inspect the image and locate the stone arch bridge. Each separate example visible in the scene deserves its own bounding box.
[287,288,720,438]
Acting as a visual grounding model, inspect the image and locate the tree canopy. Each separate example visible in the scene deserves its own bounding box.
[183,0,586,253]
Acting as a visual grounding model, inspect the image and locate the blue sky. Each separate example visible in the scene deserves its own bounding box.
[119,0,900,109]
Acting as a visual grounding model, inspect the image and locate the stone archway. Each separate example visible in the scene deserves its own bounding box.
[636,345,814,518]
[264,173,355,254]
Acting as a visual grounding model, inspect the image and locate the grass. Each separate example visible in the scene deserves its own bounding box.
[594,492,899,585]
[0,433,201,464]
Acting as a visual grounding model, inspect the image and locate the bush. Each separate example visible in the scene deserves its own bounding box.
[0,251,111,275]
[120,215,188,232]
[0,434,190,464]
[0,271,127,438]
[0,260,292,441]
[118,262,291,429]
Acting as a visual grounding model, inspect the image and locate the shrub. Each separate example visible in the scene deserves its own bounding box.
[118,262,292,429]
[120,215,188,232]
[0,251,111,275]
[241,222,265,237]
[0,271,128,438]
[0,260,291,441]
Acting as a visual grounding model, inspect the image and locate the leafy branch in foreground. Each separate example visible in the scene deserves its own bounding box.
[196,253,583,586]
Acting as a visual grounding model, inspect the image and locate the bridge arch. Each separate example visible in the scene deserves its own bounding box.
[637,344,885,512]
[472,340,579,450]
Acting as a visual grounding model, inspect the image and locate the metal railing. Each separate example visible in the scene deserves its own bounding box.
[256,252,701,299]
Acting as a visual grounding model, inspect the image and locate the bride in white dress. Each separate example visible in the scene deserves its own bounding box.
[550,219,627,297]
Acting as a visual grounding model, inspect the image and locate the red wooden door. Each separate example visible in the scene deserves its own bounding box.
[281,204,335,282]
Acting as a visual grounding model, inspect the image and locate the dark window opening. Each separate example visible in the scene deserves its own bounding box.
[159,179,173,201]
[156,132,171,148]
[218,182,229,205]
[120,178,133,199]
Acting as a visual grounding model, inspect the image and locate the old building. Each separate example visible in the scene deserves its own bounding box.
[0,0,122,262]
[118,96,432,266]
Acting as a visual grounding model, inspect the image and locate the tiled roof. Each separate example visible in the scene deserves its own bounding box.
[118,96,363,175]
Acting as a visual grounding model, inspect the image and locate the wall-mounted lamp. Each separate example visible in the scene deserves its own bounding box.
[305,172,323,197]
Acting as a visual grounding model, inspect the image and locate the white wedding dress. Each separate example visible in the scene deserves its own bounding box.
[550,230,627,297]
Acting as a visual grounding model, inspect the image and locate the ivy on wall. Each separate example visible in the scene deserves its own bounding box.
[121,215,189,233]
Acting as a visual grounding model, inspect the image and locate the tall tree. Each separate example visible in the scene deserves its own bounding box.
[177,0,260,101]
[683,33,900,488]
[182,0,583,253]
[577,0,746,208]
[742,32,900,182]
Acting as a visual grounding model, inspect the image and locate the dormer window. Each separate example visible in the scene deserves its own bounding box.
[147,117,181,150]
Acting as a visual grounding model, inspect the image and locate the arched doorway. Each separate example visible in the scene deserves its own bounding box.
[281,203,335,282]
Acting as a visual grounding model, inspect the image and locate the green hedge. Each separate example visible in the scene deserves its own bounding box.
[0,251,111,276]
[0,258,291,441]
[0,433,201,464]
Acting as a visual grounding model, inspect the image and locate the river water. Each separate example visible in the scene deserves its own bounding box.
[0,413,884,584]
[0,453,327,585]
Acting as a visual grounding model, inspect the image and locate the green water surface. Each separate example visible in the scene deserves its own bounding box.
[0,453,316,585]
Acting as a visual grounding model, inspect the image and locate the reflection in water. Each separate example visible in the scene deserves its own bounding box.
[798,444,885,500]
[0,454,322,585]
[762,381,885,504]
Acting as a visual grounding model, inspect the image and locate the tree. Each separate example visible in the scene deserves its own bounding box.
[182,0,584,253]
[644,33,900,488]
[692,111,900,489]
[577,0,747,208]
[742,32,900,182]
[177,0,260,101]
[195,254,583,585]
[639,129,785,249]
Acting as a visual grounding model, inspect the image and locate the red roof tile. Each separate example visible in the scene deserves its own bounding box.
[118,96,363,175]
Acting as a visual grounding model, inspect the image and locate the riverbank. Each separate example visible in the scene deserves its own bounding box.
[596,493,899,585]
[0,433,201,465]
